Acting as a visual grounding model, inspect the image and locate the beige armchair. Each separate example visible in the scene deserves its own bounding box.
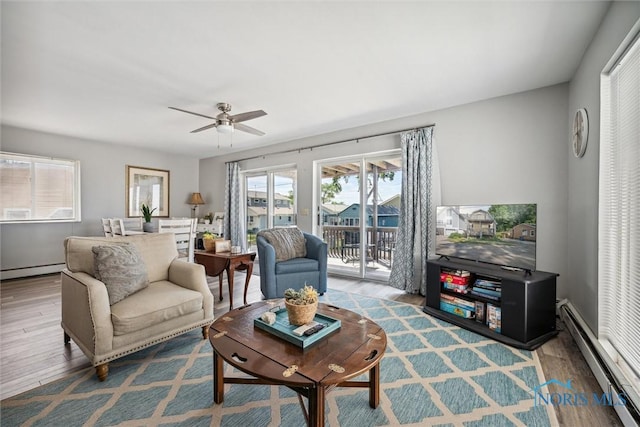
[61,233,214,380]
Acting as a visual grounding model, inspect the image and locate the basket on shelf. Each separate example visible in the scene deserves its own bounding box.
[285,299,318,326]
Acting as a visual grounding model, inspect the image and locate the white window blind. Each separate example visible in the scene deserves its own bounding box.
[598,31,640,393]
[0,152,81,223]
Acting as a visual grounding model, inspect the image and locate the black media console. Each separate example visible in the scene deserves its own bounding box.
[423,258,558,350]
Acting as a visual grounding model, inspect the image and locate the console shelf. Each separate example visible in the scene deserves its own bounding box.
[424,258,558,350]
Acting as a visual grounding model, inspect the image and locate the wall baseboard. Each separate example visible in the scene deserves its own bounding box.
[0,264,64,281]
[560,301,640,427]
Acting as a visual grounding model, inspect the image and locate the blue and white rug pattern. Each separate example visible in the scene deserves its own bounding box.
[1,290,557,426]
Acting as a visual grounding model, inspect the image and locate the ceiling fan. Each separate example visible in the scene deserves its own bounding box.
[169,102,267,136]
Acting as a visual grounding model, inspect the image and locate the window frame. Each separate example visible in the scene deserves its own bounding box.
[598,26,640,406]
[243,164,298,238]
[0,152,82,224]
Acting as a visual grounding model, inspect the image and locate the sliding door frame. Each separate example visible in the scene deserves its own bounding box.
[242,164,297,250]
[315,149,401,280]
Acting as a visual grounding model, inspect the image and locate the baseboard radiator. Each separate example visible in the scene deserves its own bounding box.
[0,263,64,281]
[560,301,640,426]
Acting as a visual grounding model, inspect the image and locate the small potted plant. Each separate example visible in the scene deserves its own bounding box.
[202,230,217,251]
[284,285,319,326]
[141,204,156,232]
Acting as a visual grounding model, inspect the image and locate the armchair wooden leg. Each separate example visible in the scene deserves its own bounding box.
[96,364,109,381]
[64,332,71,345]
[202,325,210,339]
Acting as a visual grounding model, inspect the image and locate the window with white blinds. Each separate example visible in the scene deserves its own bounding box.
[0,152,81,223]
[598,31,640,394]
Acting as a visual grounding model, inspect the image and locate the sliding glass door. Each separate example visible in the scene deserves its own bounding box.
[245,168,297,251]
[317,152,401,280]
[319,159,363,274]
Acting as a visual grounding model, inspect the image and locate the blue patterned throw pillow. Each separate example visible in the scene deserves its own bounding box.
[92,243,149,305]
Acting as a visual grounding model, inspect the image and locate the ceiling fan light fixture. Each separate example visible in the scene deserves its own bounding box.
[171,102,265,136]
[217,122,233,134]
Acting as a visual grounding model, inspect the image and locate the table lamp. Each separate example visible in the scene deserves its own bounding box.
[189,192,205,218]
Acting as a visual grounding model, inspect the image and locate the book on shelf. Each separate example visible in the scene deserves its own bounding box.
[442,268,471,277]
[440,294,475,311]
[470,290,501,301]
[487,303,502,333]
[443,282,469,294]
[440,273,470,285]
[473,283,502,292]
[440,301,475,319]
[443,281,469,290]
[474,278,501,289]
[475,301,486,323]
[470,287,501,298]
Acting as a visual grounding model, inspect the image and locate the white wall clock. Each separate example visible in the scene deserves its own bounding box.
[572,108,589,158]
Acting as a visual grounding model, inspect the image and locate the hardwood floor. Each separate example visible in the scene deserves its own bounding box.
[0,272,622,426]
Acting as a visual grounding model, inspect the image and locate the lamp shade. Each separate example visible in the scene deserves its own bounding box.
[189,192,205,205]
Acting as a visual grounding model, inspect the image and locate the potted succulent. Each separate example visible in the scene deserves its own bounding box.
[284,285,319,326]
[202,230,217,251]
[141,204,156,232]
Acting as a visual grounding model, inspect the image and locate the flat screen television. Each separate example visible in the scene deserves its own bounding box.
[435,203,537,271]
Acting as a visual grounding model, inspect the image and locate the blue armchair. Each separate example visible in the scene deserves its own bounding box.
[257,231,328,299]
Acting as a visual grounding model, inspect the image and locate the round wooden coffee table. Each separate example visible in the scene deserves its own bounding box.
[209,300,387,427]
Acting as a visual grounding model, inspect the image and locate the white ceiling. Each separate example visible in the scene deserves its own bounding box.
[1,1,610,158]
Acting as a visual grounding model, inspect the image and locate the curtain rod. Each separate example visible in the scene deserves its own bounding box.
[226,123,435,164]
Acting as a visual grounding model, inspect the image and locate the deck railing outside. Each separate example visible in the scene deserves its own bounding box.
[322,225,397,268]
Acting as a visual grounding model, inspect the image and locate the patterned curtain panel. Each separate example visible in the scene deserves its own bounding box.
[223,162,247,252]
[389,127,437,295]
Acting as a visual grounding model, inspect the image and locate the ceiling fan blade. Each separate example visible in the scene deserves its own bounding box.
[229,110,267,123]
[169,106,216,120]
[235,123,265,136]
[191,123,218,133]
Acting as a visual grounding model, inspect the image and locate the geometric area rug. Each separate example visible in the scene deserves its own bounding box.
[1,290,558,426]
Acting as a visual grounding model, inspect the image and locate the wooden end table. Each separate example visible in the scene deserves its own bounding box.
[209,301,387,427]
[194,250,256,310]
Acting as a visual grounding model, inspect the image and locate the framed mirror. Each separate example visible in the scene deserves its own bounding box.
[126,165,170,218]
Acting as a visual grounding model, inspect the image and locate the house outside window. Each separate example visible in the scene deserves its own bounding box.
[244,167,297,250]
